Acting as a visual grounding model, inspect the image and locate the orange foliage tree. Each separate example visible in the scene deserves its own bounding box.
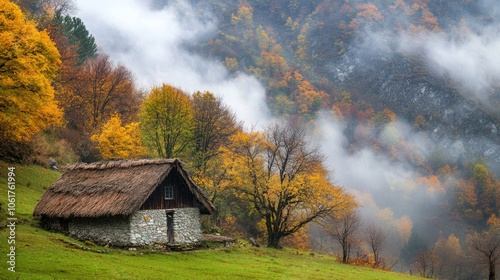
[357,4,384,21]
[416,175,444,195]
[73,55,137,133]
[289,71,328,114]
[221,120,356,248]
[432,234,463,279]
[452,163,500,225]
[281,225,312,251]
[57,54,138,161]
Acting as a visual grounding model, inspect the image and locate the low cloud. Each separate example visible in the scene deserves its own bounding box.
[398,28,500,104]
[315,113,419,195]
[344,0,500,115]
[314,113,450,242]
[75,0,270,129]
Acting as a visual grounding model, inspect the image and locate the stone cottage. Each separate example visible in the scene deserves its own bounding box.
[33,159,215,247]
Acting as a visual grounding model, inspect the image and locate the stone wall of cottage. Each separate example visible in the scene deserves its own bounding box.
[40,216,62,231]
[172,207,201,244]
[41,208,202,247]
[129,208,201,245]
[129,209,168,246]
[68,216,130,246]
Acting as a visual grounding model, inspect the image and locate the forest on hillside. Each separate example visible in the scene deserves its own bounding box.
[1,0,499,278]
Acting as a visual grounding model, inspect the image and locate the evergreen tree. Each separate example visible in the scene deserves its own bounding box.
[55,11,97,64]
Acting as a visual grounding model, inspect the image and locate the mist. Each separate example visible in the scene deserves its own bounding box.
[398,27,500,112]
[75,0,270,129]
[314,112,449,227]
[322,0,500,255]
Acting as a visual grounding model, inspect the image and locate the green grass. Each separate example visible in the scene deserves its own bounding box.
[0,161,61,223]
[0,162,421,279]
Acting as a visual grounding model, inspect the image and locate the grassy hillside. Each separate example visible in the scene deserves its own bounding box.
[0,161,61,223]
[0,162,420,279]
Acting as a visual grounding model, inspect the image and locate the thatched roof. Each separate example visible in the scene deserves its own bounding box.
[34,159,215,218]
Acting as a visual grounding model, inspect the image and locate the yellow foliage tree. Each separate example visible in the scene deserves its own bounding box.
[140,84,193,158]
[91,113,146,160]
[0,0,62,143]
[392,214,413,245]
[231,4,253,27]
[221,121,356,248]
[281,225,312,251]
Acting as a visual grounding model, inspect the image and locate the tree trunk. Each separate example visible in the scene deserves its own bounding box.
[342,244,348,263]
[374,252,379,266]
[489,259,495,280]
[267,232,282,249]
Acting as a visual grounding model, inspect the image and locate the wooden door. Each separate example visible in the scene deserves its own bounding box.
[167,212,174,243]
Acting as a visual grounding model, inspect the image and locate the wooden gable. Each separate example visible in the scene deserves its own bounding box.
[140,167,202,211]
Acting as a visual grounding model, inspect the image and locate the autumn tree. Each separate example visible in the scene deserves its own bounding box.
[192,91,240,171]
[44,9,79,87]
[356,4,384,21]
[16,0,75,21]
[222,120,356,248]
[231,3,253,27]
[0,0,62,159]
[322,210,361,263]
[58,54,138,161]
[281,225,312,251]
[433,234,463,279]
[190,91,241,227]
[61,54,138,134]
[375,108,397,126]
[365,223,388,267]
[452,163,500,226]
[81,55,137,131]
[289,70,328,115]
[467,219,500,280]
[413,248,438,278]
[29,0,80,101]
[26,2,107,162]
[91,113,146,160]
[140,84,193,158]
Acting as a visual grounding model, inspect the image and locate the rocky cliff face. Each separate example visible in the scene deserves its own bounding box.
[330,44,500,174]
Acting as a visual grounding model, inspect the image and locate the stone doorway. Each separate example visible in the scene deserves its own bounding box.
[166,210,174,243]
